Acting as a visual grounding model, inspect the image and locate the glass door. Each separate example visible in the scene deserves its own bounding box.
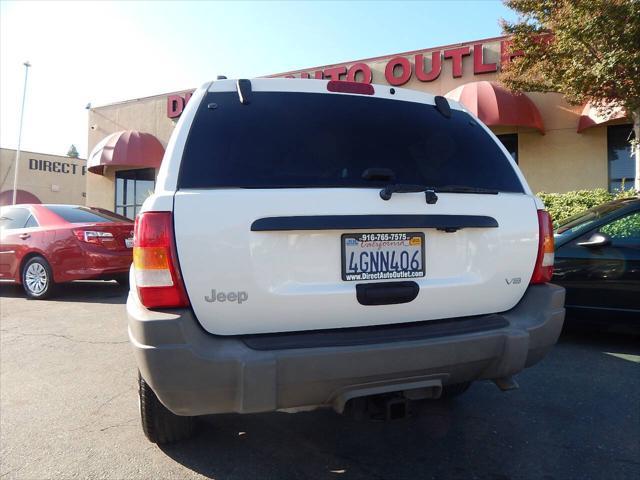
[115,168,156,219]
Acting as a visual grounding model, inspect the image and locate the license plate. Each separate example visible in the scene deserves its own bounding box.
[125,237,134,248]
[341,232,425,281]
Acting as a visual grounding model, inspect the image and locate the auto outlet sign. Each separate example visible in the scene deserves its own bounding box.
[166,38,520,119]
[283,40,518,85]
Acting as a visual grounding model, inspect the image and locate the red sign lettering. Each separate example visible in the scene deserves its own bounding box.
[346,63,372,83]
[473,44,498,74]
[323,66,347,81]
[167,91,194,119]
[168,41,517,118]
[167,95,184,119]
[415,52,441,82]
[300,71,324,79]
[500,40,523,66]
[443,47,471,78]
[384,57,412,86]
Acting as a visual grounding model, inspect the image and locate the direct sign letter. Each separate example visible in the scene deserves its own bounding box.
[167,95,184,119]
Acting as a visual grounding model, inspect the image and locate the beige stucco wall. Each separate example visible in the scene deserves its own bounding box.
[86,36,614,209]
[0,148,86,205]
[86,167,116,211]
[519,126,607,193]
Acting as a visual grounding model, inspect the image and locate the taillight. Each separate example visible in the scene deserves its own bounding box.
[73,229,114,245]
[133,212,189,308]
[530,210,555,284]
[327,80,375,95]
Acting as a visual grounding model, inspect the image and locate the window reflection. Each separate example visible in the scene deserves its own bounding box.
[608,124,635,191]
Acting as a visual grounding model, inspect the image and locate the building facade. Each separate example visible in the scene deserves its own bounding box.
[86,35,635,216]
[0,148,87,206]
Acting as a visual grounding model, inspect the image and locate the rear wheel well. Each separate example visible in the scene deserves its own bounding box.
[18,252,49,283]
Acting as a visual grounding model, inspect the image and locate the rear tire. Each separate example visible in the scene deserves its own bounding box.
[442,381,472,398]
[22,256,55,299]
[138,372,195,444]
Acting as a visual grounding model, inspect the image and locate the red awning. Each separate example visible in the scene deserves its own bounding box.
[445,81,545,134]
[88,130,164,175]
[577,102,627,133]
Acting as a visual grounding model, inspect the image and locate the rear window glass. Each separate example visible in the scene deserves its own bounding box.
[178,91,523,192]
[555,200,635,237]
[47,206,130,224]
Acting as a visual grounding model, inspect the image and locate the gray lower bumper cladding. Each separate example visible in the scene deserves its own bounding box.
[128,284,565,416]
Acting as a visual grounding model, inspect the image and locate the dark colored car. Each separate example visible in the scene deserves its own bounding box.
[553,197,640,325]
[0,204,134,299]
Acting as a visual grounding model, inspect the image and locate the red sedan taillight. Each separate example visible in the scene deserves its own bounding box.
[530,210,555,284]
[133,212,189,308]
[73,229,114,245]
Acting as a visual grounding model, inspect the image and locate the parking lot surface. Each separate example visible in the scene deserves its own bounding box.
[1,282,639,480]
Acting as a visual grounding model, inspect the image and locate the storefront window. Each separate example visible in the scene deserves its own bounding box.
[115,168,155,219]
[497,134,518,164]
[607,124,636,192]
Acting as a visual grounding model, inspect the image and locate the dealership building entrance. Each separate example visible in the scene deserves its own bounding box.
[86,35,635,217]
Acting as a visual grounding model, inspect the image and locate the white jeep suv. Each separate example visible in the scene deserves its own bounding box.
[128,78,565,443]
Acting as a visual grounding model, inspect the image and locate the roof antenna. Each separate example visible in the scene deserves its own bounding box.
[434,96,451,118]
[236,79,252,105]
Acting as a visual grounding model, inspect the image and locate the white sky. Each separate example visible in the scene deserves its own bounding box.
[0,1,513,159]
[1,1,202,158]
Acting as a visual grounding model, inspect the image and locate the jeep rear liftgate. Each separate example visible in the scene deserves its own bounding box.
[173,189,538,335]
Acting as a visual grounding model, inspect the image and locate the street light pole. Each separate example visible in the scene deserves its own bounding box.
[12,61,31,205]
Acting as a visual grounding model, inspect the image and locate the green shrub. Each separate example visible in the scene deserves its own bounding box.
[537,188,638,226]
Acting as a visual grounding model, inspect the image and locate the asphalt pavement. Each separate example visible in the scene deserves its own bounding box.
[1,281,639,480]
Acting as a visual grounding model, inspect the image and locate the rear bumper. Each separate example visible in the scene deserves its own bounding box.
[128,284,565,416]
[55,248,132,282]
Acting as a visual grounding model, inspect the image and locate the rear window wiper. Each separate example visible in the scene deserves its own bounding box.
[379,184,499,203]
[379,184,438,204]
[434,185,499,195]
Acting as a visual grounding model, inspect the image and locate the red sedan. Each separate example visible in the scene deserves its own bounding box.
[0,204,134,299]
